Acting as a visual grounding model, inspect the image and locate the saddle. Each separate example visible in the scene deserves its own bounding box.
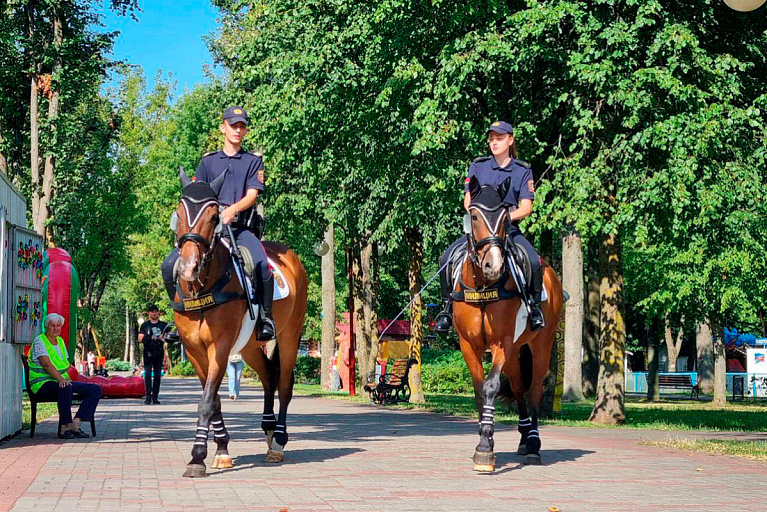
[170,242,290,313]
[447,239,533,304]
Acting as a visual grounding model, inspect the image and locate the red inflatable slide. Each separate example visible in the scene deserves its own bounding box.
[40,248,145,398]
[66,367,145,398]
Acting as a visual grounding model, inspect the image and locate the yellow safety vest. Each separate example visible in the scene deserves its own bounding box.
[28,334,70,394]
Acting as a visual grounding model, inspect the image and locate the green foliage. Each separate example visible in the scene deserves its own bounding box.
[294,356,322,384]
[419,350,490,395]
[105,359,131,372]
[169,361,197,377]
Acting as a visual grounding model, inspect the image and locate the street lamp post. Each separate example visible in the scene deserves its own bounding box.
[315,228,356,396]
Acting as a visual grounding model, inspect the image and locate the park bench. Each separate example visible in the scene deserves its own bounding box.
[21,355,97,438]
[658,374,701,399]
[365,358,418,405]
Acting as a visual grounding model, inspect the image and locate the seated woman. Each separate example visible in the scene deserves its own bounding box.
[28,313,102,439]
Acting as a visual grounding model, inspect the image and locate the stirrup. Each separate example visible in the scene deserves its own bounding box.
[258,316,276,341]
[434,311,453,334]
[529,306,545,332]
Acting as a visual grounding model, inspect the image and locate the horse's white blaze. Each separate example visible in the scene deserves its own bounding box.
[482,246,504,280]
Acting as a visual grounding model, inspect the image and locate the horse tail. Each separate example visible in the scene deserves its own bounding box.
[520,343,533,391]
[265,339,280,381]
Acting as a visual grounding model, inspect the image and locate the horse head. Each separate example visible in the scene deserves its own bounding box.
[174,167,226,282]
[467,175,510,282]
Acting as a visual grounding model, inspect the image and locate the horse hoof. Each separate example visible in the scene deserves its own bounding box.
[524,453,542,465]
[265,443,284,463]
[182,464,207,478]
[213,455,233,469]
[265,430,274,450]
[473,463,495,473]
[472,450,495,469]
[516,444,528,456]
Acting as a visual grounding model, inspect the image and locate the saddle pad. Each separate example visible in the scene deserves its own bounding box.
[221,239,290,301]
[513,283,549,343]
[267,257,290,301]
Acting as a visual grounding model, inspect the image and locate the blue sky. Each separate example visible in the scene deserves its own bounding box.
[96,1,223,94]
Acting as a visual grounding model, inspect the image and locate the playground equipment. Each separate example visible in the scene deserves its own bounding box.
[41,248,80,362]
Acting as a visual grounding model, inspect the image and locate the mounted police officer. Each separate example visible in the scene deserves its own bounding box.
[434,121,545,334]
[161,106,276,341]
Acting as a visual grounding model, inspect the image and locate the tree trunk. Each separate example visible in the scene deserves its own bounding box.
[646,328,660,400]
[582,238,600,395]
[664,314,683,372]
[36,8,62,241]
[562,228,584,401]
[124,305,130,361]
[0,117,8,176]
[28,5,42,235]
[128,311,138,367]
[711,318,727,406]
[696,320,714,394]
[589,232,625,425]
[405,226,425,403]
[355,239,378,394]
[320,224,336,390]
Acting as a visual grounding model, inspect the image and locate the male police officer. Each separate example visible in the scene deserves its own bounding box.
[161,106,276,341]
[434,121,545,334]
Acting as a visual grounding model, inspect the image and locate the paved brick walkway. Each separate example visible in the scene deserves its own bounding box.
[2,378,765,512]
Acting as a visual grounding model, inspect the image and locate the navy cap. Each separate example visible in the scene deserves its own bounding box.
[147,304,159,312]
[487,120,513,135]
[223,106,249,126]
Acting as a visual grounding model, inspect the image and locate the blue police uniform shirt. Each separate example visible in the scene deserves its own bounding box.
[195,149,265,206]
[464,156,535,207]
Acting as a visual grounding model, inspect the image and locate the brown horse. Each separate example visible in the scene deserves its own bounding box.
[453,177,564,472]
[172,170,308,478]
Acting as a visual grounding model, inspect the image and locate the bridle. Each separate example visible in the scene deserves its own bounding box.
[176,198,222,273]
[467,202,508,273]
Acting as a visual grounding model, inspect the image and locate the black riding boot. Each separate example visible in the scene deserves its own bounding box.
[529,265,545,332]
[434,264,453,334]
[257,275,276,341]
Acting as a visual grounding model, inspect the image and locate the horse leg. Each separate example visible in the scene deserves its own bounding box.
[524,372,545,465]
[184,349,227,478]
[267,332,298,463]
[459,339,491,471]
[209,398,233,469]
[475,344,508,472]
[241,343,278,455]
[504,364,531,455]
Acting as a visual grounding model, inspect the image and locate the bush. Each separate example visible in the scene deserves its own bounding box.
[419,349,490,395]
[105,359,131,372]
[294,356,321,384]
[169,361,197,377]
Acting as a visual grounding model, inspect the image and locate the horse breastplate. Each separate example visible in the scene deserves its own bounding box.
[170,257,246,313]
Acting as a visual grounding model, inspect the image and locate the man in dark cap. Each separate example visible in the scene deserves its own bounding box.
[138,304,168,404]
[161,106,276,342]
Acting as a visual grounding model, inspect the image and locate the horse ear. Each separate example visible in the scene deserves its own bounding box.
[469,175,481,200]
[179,166,192,189]
[498,177,511,202]
[209,170,227,197]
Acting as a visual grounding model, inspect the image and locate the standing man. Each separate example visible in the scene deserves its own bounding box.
[161,106,276,341]
[139,304,167,404]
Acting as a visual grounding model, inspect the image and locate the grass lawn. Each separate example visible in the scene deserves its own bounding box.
[642,438,767,463]
[292,384,767,433]
[292,383,766,463]
[22,397,58,430]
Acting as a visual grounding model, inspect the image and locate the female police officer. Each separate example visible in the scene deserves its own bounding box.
[161,106,275,341]
[434,121,545,334]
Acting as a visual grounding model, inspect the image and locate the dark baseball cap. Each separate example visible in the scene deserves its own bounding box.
[147,304,159,312]
[223,106,249,126]
[487,120,513,135]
